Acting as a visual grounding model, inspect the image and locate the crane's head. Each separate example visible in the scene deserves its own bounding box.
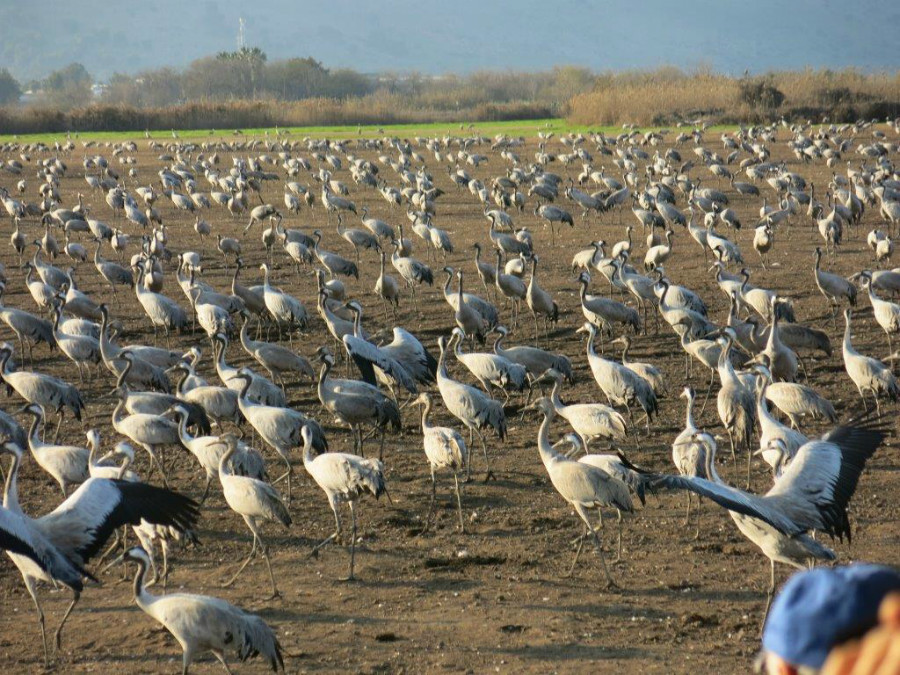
[19,403,43,418]
[680,385,694,400]
[113,441,136,462]
[551,432,582,454]
[524,396,555,418]
[86,429,100,447]
[0,435,22,459]
[104,546,152,575]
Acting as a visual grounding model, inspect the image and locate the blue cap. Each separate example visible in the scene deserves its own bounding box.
[762,564,900,668]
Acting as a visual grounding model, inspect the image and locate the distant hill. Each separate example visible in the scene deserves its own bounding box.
[5,0,898,83]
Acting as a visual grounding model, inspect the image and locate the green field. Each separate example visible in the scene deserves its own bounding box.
[0,118,739,144]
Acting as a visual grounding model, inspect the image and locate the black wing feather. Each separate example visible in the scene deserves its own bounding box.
[77,481,200,563]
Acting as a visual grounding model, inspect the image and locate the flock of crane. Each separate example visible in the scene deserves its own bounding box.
[0,116,898,672]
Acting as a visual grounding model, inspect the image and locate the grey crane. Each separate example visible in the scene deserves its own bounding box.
[494,250,527,329]
[111,392,183,487]
[841,309,899,413]
[316,349,400,460]
[813,247,856,324]
[110,546,283,673]
[436,334,506,481]
[578,322,657,432]
[217,434,290,598]
[233,369,323,502]
[411,392,468,533]
[860,274,900,354]
[714,329,757,487]
[336,213,380,263]
[342,301,418,395]
[525,255,559,339]
[0,345,84,439]
[373,249,400,318]
[654,419,887,626]
[493,325,573,384]
[451,327,527,402]
[21,404,89,497]
[303,424,386,581]
[0,285,56,363]
[1,438,198,665]
[578,272,640,342]
[671,386,711,538]
[239,315,314,388]
[390,239,433,313]
[535,204,574,246]
[528,397,629,586]
[133,264,187,345]
[552,433,651,562]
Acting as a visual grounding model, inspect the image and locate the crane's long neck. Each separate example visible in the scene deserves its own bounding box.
[550,380,565,413]
[843,316,856,356]
[756,377,777,425]
[317,361,332,405]
[536,411,560,470]
[239,320,253,352]
[437,342,449,379]
[26,414,42,450]
[419,398,433,434]
[3,452,21,513]
[704,441,723,486]
[218,443,235,479]
[112,398,127,426]
[175,412,194,446]
[717,338,741,386]
[131,556,155,611]
[684,391,696,431]
[115,356,133,390]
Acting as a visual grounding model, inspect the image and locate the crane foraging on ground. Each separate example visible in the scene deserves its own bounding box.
[109,546,283,673]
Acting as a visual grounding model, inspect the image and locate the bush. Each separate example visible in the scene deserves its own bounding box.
[738,78,785,109]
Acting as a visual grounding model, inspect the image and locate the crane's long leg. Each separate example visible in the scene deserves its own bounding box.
[565,523,588,577]
[24,577,50,666]
[683,492,692,527]
[248,516,279,599]
[343,502,358,582]
[575,504,617,588]
[223,525,259,588]
[472,427,495,482]
[614,509,623,564]
[698,369,714,416]
[271,456,293,504]
[311,502,342,555]
[694,497,702,541]
[211,649,233,674]
[453,472,464,533]
[761,559,777,632]
[421,466,437,534]
[53,591,80,652]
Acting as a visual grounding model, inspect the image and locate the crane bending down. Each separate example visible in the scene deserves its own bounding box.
[303,425,387,581]
[652,419,887,626]
[110,546,283,674]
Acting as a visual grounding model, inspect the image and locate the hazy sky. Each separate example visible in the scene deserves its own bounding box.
[2,0,898,81]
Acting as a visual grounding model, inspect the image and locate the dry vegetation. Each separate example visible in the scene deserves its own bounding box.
[569,68,900,126]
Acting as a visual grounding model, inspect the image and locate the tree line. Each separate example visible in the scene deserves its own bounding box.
[1,48,595,114]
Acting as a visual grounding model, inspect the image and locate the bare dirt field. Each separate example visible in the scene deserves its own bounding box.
[0,123,897,674]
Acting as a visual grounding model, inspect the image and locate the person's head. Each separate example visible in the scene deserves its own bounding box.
[757,564,900,674]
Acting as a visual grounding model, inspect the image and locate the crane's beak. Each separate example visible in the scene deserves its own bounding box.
[100,552,127,575]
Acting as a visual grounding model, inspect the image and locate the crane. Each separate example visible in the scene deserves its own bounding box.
[410,393,468,533]
[217,434,290,598]
[1,438,198,665]
[653,419,887,626]
[303,425,386,581]
[109,546,283,673]
[841,309,900,413]
[527,397,629,586]
[436,334,506,481]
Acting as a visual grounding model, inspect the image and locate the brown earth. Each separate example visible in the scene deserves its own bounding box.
[0,125,897,674]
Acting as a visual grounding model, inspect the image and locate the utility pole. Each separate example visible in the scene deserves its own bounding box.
[238,17,245,51]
